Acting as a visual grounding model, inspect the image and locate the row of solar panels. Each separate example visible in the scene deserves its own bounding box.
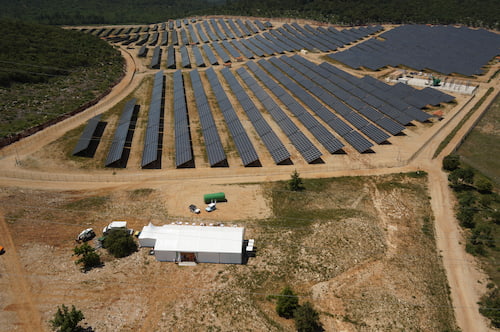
[100,20,381,55]
[105,99,138,167]
[91,18,271,46]
[329,25,500,76]
[141,71,164,168]
[80,56,455,168]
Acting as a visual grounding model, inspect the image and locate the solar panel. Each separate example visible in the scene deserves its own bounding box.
[210,19,227,40]
[228,19,243,38]
[263,57,374,152]
[205,68,260,166]
[213,42,231,63]
[187,24,199,44]
[173,70,194,168]
[202,20,218,41]
[166,45,176,69]
[218,19,235,39]
[221,68,291,164]
[142,71,164,168]
[201,44,219,65]
[179,46,191,68]
[105,99,137,167]
[231,40,254,59]
[192,46,205,67]
[72,114,104,157]
[247,61,344,154]
[195,23,209,43]
[150,46,161,69]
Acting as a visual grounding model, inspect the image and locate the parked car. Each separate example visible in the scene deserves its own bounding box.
[205,202,216,212]
[189,204,201,214]
[76,228,96,242]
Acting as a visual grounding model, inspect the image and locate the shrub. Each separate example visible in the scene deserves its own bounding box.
[456,207,476,228]
[289,170,304,191]
[276,286,299,319]
[479,287,500,327]
[73,243,101,271]
[103,228,137,258]
[449,168,474,187]
[294,302,322,332]
[476,177,493,193]
[49,304,84,332]
[443,154,460,171]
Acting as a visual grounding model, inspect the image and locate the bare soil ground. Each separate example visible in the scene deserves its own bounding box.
[0,173,456,331]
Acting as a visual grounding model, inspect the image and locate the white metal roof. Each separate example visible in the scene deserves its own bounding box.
[139,223,244,254]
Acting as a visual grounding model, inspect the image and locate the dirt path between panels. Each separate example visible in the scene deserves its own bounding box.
[0,215,43,331]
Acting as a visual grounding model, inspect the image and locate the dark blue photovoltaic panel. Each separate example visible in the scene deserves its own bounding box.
[329,25,500,76]
[254,20,266,31]
[179,46,191,68]
[246,61,344,154]
[189,70,227,167]
[228,19,243,38]
[173,70,193,167]
[221,68,291,164]
[138,45,147,57]
[180,29,189,45]
[241,39,265,57]
[170,30,178,46]
[221,40,241,58]
[187,24,199,44]
[246,20,259,34]
[213,42,231,63]
[205,68,259,166]
[263,57,374,152]
[166,45,176,69]
[150,46,161,69]
[106,98,137,166]
[210,19,227,40]
[195,23,209,43]
[192,46,205,67]
[73,114,102,156]
[202,20,218,41]
[218,19,235,39]
[231,40,254,59]
[142,71,163,168]
[236,19,251,36]
[160,31,168,46]
[202,44,218,65]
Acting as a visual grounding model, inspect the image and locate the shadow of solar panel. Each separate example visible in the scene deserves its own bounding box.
[73,114,103,156]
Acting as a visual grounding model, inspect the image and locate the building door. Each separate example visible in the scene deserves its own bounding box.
[180,252,196,262]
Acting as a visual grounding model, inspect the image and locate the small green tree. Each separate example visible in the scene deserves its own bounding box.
[475,177,493,193]
[479,287,500,327]
[103,228,137,258]
[294,302,322,332]
[289,170,304,191]
[276,286,299,319]
[73,243,101,271]
[442,154,460,171]
[49,304,84,332]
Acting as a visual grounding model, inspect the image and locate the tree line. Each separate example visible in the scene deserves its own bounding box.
[0,0,498,28]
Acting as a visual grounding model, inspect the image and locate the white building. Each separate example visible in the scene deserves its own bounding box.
[138,223,245,264]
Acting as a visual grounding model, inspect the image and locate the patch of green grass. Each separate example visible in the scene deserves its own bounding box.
[433,87,495,158]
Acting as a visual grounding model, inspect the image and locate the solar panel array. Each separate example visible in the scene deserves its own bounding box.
[173,70,194,168]
[287,55,407,135]
[235,67,322,163]
[202,44,219,65]
[319,62,446,122]
[72,114,103,156]
[105,98,137,167]
[189,70,227,167]
[246,61,344,154]
[150,46,161,69]
[262,57,374,152]
[205,68,260,166]
[192,46,205,67]
[213,43,231,63]
[166,45,176,69]
[329,25,500,76]
[221,68,291,164]
[278,56,393,143]
[142,71,164,168]
[179,46,191,68]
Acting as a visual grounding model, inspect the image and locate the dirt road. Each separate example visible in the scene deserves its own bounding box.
[0,215,43,331]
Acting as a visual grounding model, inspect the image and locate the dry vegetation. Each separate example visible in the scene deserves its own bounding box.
[0,172,457,331]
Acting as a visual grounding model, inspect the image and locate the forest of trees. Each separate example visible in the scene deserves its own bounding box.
[0,0,498,28]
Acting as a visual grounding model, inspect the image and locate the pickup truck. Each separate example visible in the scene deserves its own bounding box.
[189,204,201,214]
